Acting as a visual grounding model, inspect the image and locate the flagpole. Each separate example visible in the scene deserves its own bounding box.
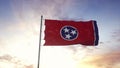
[37,15,43,68]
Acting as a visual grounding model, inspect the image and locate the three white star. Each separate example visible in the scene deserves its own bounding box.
[61,26,78,40]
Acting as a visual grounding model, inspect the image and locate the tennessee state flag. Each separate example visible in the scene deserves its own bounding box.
[44,19,99,46]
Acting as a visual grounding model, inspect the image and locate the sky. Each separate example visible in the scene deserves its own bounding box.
[0,0,120,68]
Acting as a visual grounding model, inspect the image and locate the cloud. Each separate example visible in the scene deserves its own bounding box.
[65,45,100,61]
[1,0,76,67]
[0,54,13,62]
[1,0,119,68]
[11,0,74,20]
[77,51,120,68]
[111,29,120,42]
[25,65,34,68]
[0,54,34,68]
[108,29,120,50]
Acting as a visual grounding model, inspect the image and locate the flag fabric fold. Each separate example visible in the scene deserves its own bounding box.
[44,19,99,46]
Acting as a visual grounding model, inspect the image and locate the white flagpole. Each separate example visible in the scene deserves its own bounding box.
[37,15,43,68]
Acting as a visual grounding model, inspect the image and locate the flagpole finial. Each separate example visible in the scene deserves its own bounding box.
[41,15,43,18]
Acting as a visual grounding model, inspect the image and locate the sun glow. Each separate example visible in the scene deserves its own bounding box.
[40,47,77,68]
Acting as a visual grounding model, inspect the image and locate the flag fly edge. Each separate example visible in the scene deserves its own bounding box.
[92,21,99,45]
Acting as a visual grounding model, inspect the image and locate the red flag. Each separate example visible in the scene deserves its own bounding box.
[44,19,99,46]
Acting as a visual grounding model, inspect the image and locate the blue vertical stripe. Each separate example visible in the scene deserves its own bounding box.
[93,21,99,45]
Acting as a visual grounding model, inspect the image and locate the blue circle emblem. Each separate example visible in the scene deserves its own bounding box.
[60,26,78,41]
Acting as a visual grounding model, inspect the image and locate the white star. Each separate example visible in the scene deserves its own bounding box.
[71,30,76,35]
[65,34,71,39]
[64,28,69,33]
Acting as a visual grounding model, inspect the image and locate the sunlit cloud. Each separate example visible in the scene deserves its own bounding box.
[0,0,120,68]
[77,51,120,68]
[12,0,74,20]
[0,0,77,68]
[0,54,34,68]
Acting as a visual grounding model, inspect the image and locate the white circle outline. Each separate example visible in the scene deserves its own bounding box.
[60,25,79,41]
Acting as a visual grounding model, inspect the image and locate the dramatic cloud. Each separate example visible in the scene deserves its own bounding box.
[0,54,34,68]
[0,0,77,68]
[77,51,120,68]
[11,0,74,20]
[0,0,120,68]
